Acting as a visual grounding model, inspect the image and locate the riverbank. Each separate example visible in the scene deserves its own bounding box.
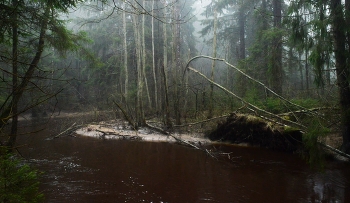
[75,119,211,146]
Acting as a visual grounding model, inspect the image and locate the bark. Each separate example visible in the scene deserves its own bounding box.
[271,0,283,95]
[298,51,304,90]
[151,0,158,111]
[175,2,181,125]
[305,37,309,91]
[123,2,128,99]
[142,0,152,110]
[171,0,181,125]
[162,2,172,128]
[208,6,217,119]
[238,5,245,60]
[331,0,350,153]
[132,13,145,126]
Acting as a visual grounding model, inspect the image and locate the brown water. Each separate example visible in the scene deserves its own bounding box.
[16,118,350,203]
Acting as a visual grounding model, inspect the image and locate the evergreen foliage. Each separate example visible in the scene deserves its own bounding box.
[0,149,44,203]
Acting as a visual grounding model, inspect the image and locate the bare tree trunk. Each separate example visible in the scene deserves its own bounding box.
[151,0,158,111]
[208,6,218,119]
[305,38,309,91]
[123,2,128,100]
[132,12,145,126]
[271,0,283,95]
[298,51,304,90]
[142,0,152,110]
[172,0,181,125]
[162,2,172,128]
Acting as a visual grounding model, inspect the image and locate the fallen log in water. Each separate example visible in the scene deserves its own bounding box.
[207,113,303,152]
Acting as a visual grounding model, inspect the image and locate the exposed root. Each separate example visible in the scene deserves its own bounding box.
[207,113,303,152]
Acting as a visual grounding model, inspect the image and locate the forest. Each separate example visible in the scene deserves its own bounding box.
[1,0,350,201]
[1,0,350,153]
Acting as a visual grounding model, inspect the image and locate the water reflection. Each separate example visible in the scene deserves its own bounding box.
[16,119,350,203]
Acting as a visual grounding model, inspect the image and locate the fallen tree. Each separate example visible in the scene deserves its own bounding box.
[184,55,349,159]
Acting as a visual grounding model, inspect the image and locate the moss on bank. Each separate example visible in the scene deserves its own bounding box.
[206,113,303,152]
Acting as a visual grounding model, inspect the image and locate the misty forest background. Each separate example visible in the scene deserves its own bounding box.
[1,0,350,154]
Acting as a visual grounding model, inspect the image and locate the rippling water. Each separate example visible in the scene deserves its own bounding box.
[16,118,350,203]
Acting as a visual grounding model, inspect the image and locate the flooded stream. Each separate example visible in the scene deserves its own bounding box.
[16,118,350,203]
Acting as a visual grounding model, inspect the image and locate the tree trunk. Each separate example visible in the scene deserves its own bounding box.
[162,2,172,128]
[142,0,152,110]
[271,0,283,95]
[171,0,181,125]
[151,0,158,111]
[8,0,19,150]
[238,5,245,60]
[132,13,145,127]
[298,51,304,90]
[123,2,128,100]
[305,37,309,91]
[3,3,50,148]
[208,6,218,119]
[331,0,350,153]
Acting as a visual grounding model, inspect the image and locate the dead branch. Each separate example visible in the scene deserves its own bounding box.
[318,142,350,159]
[184,55,314,115]
[185,66,306,130]
[173,114,230,127]
[279,107,340,117]
[112,100,136,130]
[54,122,83,138]
[145,122,169,135]
[170,134,200,149]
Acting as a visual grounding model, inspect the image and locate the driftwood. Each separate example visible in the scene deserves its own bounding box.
[95,129,141,140]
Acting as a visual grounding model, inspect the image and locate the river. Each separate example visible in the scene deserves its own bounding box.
[16,117,350,203]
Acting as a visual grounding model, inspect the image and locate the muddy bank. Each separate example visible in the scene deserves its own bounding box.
[207,113,303,152]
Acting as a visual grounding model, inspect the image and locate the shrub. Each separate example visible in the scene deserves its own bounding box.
[0,149,44,203]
